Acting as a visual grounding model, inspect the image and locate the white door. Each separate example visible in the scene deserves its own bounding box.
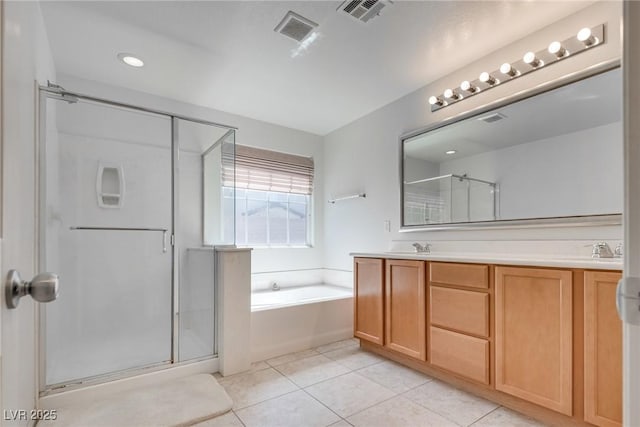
[1,1,56,425]
[622,2,640,426]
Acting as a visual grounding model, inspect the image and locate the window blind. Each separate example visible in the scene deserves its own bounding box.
[222,145,314,195]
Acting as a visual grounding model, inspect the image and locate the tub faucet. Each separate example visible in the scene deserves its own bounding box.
[412,242,431,253]
[590,242,614,258]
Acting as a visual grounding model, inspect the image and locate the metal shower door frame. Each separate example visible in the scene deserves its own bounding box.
[36,87,234,395]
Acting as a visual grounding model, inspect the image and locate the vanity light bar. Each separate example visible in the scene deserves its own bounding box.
[428,24,605,112]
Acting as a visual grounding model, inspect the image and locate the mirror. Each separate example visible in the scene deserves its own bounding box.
[401,68,622,229]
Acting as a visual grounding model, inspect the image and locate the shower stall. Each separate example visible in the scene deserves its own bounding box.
[404,173,497,224]
[38,86,235,393]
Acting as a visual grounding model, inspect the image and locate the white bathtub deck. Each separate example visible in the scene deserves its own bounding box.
[251,284,352,311]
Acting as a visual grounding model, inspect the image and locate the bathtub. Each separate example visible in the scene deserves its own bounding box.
[252,284,352,311]
[250,284,354,362]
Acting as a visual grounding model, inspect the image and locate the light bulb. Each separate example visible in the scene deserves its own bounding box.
[443,88,460,100]
[577,27,596,46]
[460,80,477,93]
[500,63,517,77]
[445,150,457,155]
[479,72,497,85]
[428,96,444,106]
[548,41,566,58]
[523,51,541,67]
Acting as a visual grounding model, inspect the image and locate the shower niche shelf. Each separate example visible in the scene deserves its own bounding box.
[97,163,125,209]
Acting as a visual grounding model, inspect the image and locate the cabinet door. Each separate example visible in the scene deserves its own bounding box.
[584,271,622,427]
[354,258,385,344]
[385,259,426,360]
[495,266,573,415]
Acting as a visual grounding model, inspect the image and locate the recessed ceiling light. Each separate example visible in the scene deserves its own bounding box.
[445,150,457,155]
[117,53,144,68]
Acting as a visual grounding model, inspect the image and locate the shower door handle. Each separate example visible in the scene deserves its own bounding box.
[69,227,169,254]
[162,230,167,253]
[5,270,59,309]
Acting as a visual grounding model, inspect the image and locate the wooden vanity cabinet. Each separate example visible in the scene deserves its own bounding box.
[584,271,623,427]
[495,266,573,416]
[385,259,426,360]
[353,256,624,426]
[353,258,385,345]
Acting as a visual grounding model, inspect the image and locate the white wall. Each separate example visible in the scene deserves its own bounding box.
[323,1,623,271]
[57,74,325,274]
[439,122,623,220]
[1,0,56,422]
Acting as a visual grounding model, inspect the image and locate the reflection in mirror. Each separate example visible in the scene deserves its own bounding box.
[402,68,622,228]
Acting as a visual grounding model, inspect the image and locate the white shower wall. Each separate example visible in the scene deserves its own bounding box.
[54,101,172,228]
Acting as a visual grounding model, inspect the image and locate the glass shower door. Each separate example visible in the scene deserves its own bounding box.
[41,96,173,387]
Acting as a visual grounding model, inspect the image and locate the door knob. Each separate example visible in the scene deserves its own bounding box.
[5,270,59,309]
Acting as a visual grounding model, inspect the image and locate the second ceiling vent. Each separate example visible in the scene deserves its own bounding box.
[338,0,391,23]
[275,11,318,43]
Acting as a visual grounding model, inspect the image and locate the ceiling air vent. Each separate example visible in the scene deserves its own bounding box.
[275,11,318,42]
[478,113,507,124]
[338,0,391,23]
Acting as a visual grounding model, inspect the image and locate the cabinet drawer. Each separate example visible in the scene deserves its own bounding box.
[430,262,489,289]
[430,327,490,385]
[430,286,489,337]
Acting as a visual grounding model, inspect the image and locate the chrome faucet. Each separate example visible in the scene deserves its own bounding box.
[591,242,614,258]
[615,243,623,258]
[412,242,431,253]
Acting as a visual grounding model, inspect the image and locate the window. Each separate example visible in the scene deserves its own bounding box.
[223,145,314,247]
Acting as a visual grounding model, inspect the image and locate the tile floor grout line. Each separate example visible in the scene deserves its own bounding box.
[300,387,351,425]
[464,403,503,427]
[269,364,301,387]
[299,368,355,389]
[230,409,248,427]
[265,349,322,368]
[467,405,503,426]
[314,340,360,355]
[221,366,302,412]
[400,378,504,427]
[351,364,434,394]
[269,362,337,389]
[337,390,402,422]
[398,385,460,425]
[231,387,303,413]
[326,353,386,372]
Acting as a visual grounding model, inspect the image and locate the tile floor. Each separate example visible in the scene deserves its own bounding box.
[199,339,546,427]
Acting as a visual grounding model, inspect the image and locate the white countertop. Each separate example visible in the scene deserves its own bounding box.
[350,251,623,270]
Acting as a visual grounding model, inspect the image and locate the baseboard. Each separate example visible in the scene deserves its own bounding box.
[251,328,353,362]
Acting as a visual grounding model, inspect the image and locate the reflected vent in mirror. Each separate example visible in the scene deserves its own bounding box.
[478,113,507,124]
[96,163,124,209]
